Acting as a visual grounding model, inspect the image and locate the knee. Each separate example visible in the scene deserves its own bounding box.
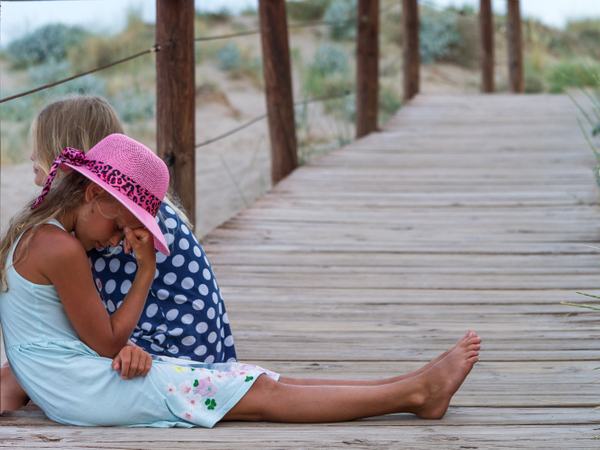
[239,374,280,421]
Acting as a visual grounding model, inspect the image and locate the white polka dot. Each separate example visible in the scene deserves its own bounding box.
[174,294,187,305]
[216,317,221,329]
[212,292,219,305]
[172,254,185,267]
[223,313,229,324]
[116,301,123,308]
[192,299,205,311]
[146,303,158,318]
[207,307,216,320]
[141,322,152,331]
[202,269,211,280]
[181,314,194,325]
[157,289,169,300]
[203,256,210,267]
[220,328,225,338]
[181,224,190,235]
[193,345,207,356]
[181,336,196,346]
[179,238,190,250]
[109,259,120,273]
[188,261,199,273]
[207,331,217,344]
[124,262,137,274]
[154,269,159,280]
[193,246,201,257]
[169,327,183,336]
[179,356,191,360]
[155,334,166,344]
[216,341,222,353]
[156,324,168,333]
[167,345,179,354]
[198,284,209,296]
[111,246,123,255]
[120,280,132,295]
[227,357,236,362]
[165,205,175,215]
[165,218,177,229]
[150,343,163,352]
[106,300,115,313]
[195,322,208,334]
[105,279,116,294]
[156,252,167,264]
[224,335,234,347]
[166,309,179,321]
[163,272,177,285]
[94,259,106,272]
[204,355,215,363]
[95,278,102,291]
[165,233,175,246]
[218,303,223,315]
[181,277,194,289]
[213,279,218,290]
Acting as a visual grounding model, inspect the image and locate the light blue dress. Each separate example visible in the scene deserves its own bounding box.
[0,220,278,427]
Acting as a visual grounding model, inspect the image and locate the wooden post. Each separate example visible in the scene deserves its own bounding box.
[356,0,379,138]
[156,0,196,223]
[258,0,298,184]
[479,0,494,93]
[506,0,524,93]
[402,0,420,101]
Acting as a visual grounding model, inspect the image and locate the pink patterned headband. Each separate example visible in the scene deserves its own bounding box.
[31,147,161,216]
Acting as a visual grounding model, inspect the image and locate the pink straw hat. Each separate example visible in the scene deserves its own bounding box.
[32,133,171,255]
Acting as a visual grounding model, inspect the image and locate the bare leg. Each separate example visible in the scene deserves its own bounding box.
[279,331,480,386]
[224,334,480,423]
[0,363,30,414]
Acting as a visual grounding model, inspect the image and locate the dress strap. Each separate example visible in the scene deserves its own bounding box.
[44,218,67,231]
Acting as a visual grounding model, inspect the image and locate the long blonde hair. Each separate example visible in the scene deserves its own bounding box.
[0,96,192,290]
[0,173,91,291]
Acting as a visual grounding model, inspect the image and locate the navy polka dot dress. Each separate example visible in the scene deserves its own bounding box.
[88,203,237,363]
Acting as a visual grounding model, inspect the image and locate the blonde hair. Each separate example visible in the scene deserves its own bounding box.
[0,173,91,291]
[0,96,193,290]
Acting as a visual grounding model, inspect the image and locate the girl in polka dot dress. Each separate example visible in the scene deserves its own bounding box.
[1,96,234,411]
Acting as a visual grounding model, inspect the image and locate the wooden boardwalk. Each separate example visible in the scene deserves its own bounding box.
[2,94,599,448]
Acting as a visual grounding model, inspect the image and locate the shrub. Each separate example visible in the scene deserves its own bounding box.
[6,24,88,68]
[287,0,331,21]
[217,43,242,72]
[547,60,600,93]
[109,87,155,123]
[302,44,353,101]
[27,61,107,98]
[565,19,600,60]
[323,0,356,41]
[419,8,461,64]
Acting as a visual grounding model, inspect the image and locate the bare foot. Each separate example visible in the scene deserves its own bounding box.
[399,330,480,382]
[412,332,480,419]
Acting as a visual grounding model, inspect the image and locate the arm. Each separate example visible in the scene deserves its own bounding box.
[42,227,155,358]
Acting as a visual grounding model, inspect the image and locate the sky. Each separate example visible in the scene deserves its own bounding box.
[1,0,599,46]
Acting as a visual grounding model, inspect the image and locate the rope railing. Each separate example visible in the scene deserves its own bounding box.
[195,90,353,148]
[0,9,364,105]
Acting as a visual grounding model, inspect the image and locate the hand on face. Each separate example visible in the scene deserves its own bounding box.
[123,226,156,269]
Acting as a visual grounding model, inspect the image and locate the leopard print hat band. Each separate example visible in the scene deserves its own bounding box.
[31,147,161,216]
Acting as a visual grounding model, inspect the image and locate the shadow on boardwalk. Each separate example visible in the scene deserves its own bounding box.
[2,94,599,449]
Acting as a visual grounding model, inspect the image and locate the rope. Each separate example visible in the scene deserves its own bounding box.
[0,44,162,104]
[195,90,353,148]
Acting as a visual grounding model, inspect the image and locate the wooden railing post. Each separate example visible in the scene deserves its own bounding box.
[356,0,379,138]
[258,0,298,184]
[402,0,420,101]
[479,0,494,93]
[156,0,196,223]
[506,0,524,93]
